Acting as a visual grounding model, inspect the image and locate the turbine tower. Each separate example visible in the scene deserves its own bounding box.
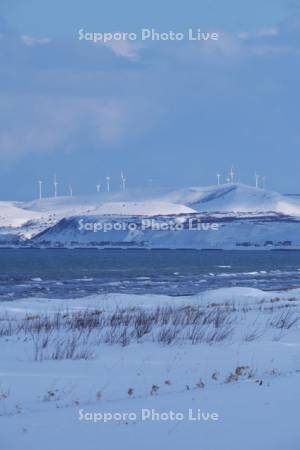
[229,167,234,184]
[121,171,126,192]
[217,173,221,185]
[69,185,73,197]
[106,176,111,193]
[96,184,101,193]
[38,179,43,200]
[53,175,58,198]
[254,171,259,189]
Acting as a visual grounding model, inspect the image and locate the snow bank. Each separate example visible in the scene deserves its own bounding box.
[2,286,300,316]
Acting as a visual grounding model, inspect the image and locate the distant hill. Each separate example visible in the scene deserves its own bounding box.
[1,183,300,249]
[163,183,300,215]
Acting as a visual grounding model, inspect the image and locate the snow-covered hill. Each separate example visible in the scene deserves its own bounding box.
[13,183,300,218]
[31,212,300,250]
[73,201,193,216]
[0,196,194,242]
[1,183,300,248]
[164,183,300,215]
[0,202,41,228]
[24,196,194,217]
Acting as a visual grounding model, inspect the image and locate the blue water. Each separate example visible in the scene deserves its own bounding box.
[0,249,300,300]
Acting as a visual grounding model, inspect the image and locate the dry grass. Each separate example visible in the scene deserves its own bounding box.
[0,300,299,361]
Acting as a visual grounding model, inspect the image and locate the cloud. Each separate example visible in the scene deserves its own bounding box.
[0,13,300,178]
[20,35,52,46]
[0,22,165,162]
[0,91,163,161]
[0,96,123,159]
[237,28,279,40]
[103,39,141,61]
[236,14,300,54]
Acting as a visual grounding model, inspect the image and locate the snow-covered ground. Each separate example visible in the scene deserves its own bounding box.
[0,287,299,449]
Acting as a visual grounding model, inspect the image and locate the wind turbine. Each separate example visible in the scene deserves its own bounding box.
[69,185,73,197]
[226,177,230,184]
[217,173,221,185]
[38,179,43,200]
[96,184,101,193]
[106,176,111,193]
[121,171,126,192]
[53,175,58,198]
[254,171,259,189]
[229,167,234,184]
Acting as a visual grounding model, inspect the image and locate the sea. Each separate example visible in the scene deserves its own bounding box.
[0,249,300,300]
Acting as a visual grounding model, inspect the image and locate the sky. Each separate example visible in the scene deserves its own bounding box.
[1,0,300,200]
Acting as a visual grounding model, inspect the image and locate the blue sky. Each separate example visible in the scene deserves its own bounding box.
[1,0,300,199]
